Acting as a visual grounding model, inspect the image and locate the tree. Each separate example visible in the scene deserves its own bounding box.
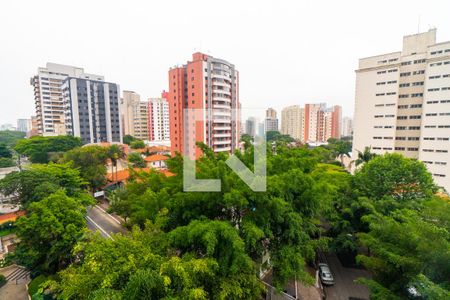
[354,153,436,203]
[0,157,15,168]
[130,140,146,149]
[123,134,139,146]
[353,146,377,167]
[0,163,88,206]
[61,146,108,191]
[327,138,352,166]
[14,136,82,163]
[356,207,450,298]
[14,190,90,273]
[266,131,294,143]
[0,130,26,147]
[107,145,126,183]
[0,143,12,158]
[127,152,146,168]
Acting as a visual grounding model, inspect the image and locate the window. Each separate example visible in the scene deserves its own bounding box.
[387,80,397,84]
[395,147,405,151]
[398,105,408,109]
[411,93,423,98]
[413,70,425,75]
[377,70,386,74]
[412,81,424,86]
[399,94,409,98]
[409,126,420,130]
[401,61,412,66]
[397,116,407,120]
[375,104,384,107]
[399,83,410,87]
[410,104,422,108]
[376,82,386,85]
[385,114,395,118]
[396,137,406,140]
[376,93,385,96]
[400,72,411,77]
[396,126,407,130]
[388,68,398,73]
[386,92,396,95]
[409,115,421,119]
[426,113,438,116]
[429,75,441,79]
[407,147,419,151]
[413,59,426,64]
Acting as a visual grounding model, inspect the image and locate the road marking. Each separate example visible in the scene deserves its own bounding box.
[94,205,122,225]
[86,215,113,240]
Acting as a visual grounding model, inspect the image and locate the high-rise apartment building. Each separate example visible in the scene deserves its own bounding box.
[62,77,122,144]
[120,91,149,141]
[245,117,256,137]
[342,117,353,137]
[16,119,31,133]
[28,116,39,137]
[265,108,279,132]
[148,95,170,142]
[31,63,104,136]
[281,105,304,141]
[168,52,240,157]
[353,29,450,191]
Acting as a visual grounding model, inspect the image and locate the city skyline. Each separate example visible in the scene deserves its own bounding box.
[2,0,450,124]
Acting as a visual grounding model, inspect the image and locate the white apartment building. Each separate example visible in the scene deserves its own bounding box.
[281,105,304,141]
[353,29,450,191]
[265,108,279,132]
[342,117,353,137]
[120,91,149,141]
[148,98,170,142]
[31,63,104,136]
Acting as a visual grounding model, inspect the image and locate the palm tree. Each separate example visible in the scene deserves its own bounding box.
[107,145,125,183]
[353,146,377,167]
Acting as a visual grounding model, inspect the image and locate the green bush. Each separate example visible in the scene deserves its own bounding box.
[28,275,47,297]
[0,157,15,168]
[0,274,6,287]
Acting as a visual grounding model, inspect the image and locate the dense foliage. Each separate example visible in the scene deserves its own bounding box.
[0,130,26,147]
[14,135,82,163]
[2,135,448,299]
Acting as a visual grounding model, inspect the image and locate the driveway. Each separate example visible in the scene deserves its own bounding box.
[86,205,127,239]
[319,252,370,300]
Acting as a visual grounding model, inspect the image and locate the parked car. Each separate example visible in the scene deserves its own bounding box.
[318,263,334,286]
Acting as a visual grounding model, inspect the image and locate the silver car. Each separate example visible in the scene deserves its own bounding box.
[318,263,335,286]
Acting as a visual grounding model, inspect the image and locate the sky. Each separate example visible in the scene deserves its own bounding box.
[1,0,450,125]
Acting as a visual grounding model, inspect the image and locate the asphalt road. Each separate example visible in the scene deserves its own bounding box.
[320,252,371,300]
[86,205,127,239]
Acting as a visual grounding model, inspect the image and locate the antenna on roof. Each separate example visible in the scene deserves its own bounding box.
[417,14,421,33]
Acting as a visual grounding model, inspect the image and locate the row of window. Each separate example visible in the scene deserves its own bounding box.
[374,114,395,118]
[423,137,450,141]
[377,58,399,64]
[424,125,450,128]
[426,100,450,104]
[425,112,450,116]
[375,92,397,96]
[430,61,450,67]
[401,59,426,65]
[397,104,422,109]
[376,68,398,74]
[429,74,450,79]
[395,137,419,141]
[397,115,421,120]
[428,87,450,92]
[376,80,397,85]
[430,49,450,55]
[394,147,419,151]
[423,149,449,153]
[400,70,425,76]
[399,93,424,98]
[397,126,421,130]
[374,103,396,107]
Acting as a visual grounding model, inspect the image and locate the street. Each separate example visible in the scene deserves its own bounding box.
[320,252,370,300]
[86,205,127,239]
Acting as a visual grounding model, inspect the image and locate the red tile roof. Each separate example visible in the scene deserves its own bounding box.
[144,154,169,162]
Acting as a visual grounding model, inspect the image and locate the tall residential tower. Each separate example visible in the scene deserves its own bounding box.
[353,29,450,191]
[168,52,240,157]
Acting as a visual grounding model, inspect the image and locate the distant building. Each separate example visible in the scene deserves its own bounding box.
[28,116,39,137]
[120,91,149,141]
[168,52,240,157]
[353,28,450,191]
[265,108,278,132]
[0,124,15,131]
[148,94,170,142]
[281,105,304,141]
[245,117,256,137]
[31,63,104,136]
[16,119,31,133]
[342,117,353,137]
[62,77,122,144]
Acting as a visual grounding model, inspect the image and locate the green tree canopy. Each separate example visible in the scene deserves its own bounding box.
[0,130,26,147]
[130,140,146,149]
[0,163,88,206]
[61,146,108,190]
[14,135,82,163]
[14,190,90,273]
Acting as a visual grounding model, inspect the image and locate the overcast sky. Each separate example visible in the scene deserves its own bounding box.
[1,0,450,125]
